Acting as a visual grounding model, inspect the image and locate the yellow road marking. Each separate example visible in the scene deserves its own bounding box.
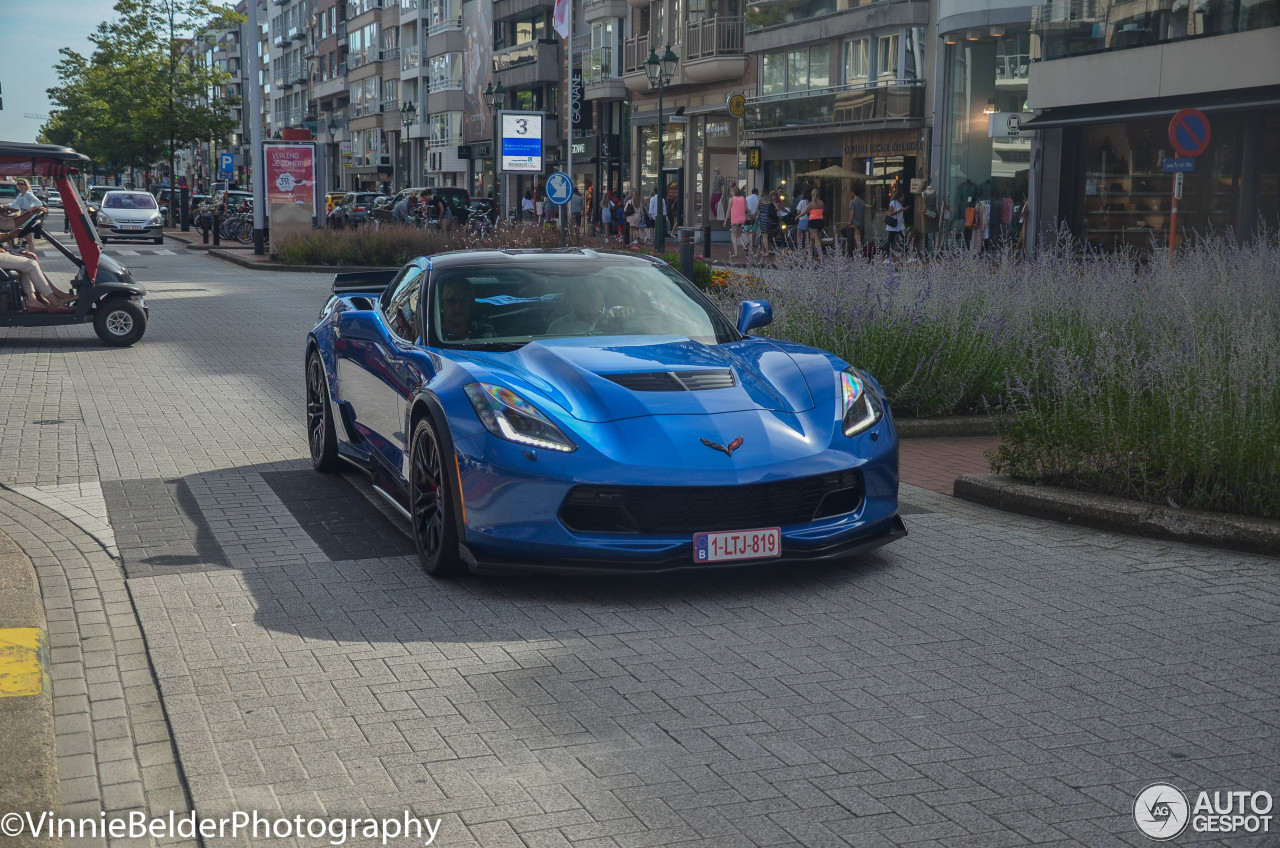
[0,628,51,698]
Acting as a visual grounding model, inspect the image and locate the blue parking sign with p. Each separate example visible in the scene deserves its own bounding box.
[219,152,234,177]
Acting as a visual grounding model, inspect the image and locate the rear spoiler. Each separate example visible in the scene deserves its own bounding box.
[332,270,397,294]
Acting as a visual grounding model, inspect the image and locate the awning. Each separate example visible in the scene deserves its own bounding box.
[1020,85,1280,130]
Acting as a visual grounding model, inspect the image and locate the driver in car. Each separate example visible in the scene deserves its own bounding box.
[438,278,494,341]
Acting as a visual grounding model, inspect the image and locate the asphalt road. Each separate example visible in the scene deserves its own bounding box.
[0,245,1276,847]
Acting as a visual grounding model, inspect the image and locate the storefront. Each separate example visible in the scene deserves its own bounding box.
[934,24,1033,248]
[1026,99,1280,251]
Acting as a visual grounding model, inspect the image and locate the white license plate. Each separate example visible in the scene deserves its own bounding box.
[121,224,143,230]
[693,527,781,563]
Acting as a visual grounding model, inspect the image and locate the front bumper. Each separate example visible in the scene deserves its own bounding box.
[450,415,903,574]
[100,223,163,240]
[462,514,907,575]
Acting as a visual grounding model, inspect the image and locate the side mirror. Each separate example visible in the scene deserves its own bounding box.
[737,300,773,335]
[336,309,387,343]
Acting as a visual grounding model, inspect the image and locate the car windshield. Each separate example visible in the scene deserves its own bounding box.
[428,257,739,348]
[105,193,158,210]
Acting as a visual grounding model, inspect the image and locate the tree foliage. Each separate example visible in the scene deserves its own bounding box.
[40,0,244,174]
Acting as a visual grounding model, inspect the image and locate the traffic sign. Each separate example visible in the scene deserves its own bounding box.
[1169,108,1211,158]
[218,152,234,178]
[1163,157,1195,173]
[545,171,573,206]
[1174,172,1184,200]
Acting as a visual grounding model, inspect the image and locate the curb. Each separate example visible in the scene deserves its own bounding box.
[896,415,999,439]
[954,474,1280,557]
[0,529,62,848]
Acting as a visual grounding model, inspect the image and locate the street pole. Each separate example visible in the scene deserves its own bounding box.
[247,0,266,255]
[655,79,665,252]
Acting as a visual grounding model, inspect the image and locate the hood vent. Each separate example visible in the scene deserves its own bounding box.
[603,369,736,392]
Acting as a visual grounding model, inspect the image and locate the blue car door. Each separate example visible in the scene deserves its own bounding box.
[336,263,428,473]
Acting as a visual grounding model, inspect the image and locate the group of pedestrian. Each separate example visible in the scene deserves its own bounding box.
[725,184,829,259]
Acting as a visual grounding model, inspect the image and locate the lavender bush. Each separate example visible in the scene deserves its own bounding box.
[717,230,1280,518]
[276,222,581,267]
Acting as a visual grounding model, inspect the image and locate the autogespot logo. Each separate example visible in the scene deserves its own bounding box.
[1135,783,1190,840]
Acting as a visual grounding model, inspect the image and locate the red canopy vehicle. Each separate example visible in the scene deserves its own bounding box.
[0,142,148,345]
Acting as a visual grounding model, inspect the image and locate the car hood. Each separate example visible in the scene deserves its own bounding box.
[457,336,819,423]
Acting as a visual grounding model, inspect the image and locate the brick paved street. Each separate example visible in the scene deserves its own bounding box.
[1,246,1276,847]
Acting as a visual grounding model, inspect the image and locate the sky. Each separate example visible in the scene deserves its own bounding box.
[0,0,122,143]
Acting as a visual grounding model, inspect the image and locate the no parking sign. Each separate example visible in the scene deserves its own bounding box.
[1169,109,1211,158]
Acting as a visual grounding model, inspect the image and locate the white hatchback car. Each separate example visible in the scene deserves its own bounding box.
[96,191,164,244]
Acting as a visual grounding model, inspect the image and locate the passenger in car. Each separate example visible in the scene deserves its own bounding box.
[547,282,634,335]
[0,236,75,312]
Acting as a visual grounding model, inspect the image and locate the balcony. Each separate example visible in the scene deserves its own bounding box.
[427,73,463,93]
[746,0,836,32]
[313,74,346,99]
[745,79,925,133]
[1033,0,1280,59]
[682,15,746,83]
[427,16,463,35]
[582,46,629,100]
[403,48,420,71]
[583,0,630,20]
[379,46,401,62]
[493,0,554,22]
[492,39,560,85]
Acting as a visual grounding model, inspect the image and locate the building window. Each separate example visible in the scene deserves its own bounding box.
[878,34,899,79]
[762,45,830,96]
[844,38,868,84]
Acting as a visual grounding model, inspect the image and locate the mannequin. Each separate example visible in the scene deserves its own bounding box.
[711,169,725,220]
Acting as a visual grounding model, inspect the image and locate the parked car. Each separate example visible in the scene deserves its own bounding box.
[44,189,63,208]
[0,180,18,202]
[328,191,384,228]
[305,249,905,576]
[95,190,165,244]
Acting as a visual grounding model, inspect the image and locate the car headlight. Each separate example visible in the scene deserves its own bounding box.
[96,213,114,225]
[840,369,884,437]
[148,215,163,226]
[464,383,576,452]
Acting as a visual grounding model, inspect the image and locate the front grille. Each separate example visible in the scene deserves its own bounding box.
[559,470,864,534]
[602,369,736,392]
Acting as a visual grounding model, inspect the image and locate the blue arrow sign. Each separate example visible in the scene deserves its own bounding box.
[545,171,573,206]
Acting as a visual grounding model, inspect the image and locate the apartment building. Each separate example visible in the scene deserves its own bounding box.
[1024,0,1279,249]
[620,0,748,228]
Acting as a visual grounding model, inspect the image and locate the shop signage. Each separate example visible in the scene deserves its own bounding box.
[843,130,925,157]
[1169,108,1211,158]
[571,137,596,159]
[457,145,472,160]
[1163,157,1195,173]
[570,69,591,131]
[472,142,492,158]
[746,147,761,169]
[706,121,731,138]
[988,112,1035,139]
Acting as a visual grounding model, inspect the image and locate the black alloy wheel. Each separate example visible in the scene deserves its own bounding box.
[409,418,463,576]
[92,299,146,347]
[306,351,341,472]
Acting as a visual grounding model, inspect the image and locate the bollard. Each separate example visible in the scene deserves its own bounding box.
[703,225,712,258]
[201,217,209,245]
[212,213,220,246]
[679,227,695,283]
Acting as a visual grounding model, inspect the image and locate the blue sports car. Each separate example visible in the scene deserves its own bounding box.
[306,249,905,576]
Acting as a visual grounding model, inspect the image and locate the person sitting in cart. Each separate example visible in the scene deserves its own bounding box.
[0,227,75,312]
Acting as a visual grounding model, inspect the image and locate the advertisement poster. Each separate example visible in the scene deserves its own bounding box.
[263,143,316,211]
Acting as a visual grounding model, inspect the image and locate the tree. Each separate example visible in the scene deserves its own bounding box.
[41,0,243,218]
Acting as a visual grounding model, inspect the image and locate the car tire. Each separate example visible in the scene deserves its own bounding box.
[93,298,146,347]
[409,417,464,577]
[306,351,342,473]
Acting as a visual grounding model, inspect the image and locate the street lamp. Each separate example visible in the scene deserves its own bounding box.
[400,101,418,189]
[485,80,505,223]
[644,44,678,250]
[326,117,339,194]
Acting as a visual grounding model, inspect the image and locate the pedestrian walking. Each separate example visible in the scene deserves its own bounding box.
[724,185,748,258]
